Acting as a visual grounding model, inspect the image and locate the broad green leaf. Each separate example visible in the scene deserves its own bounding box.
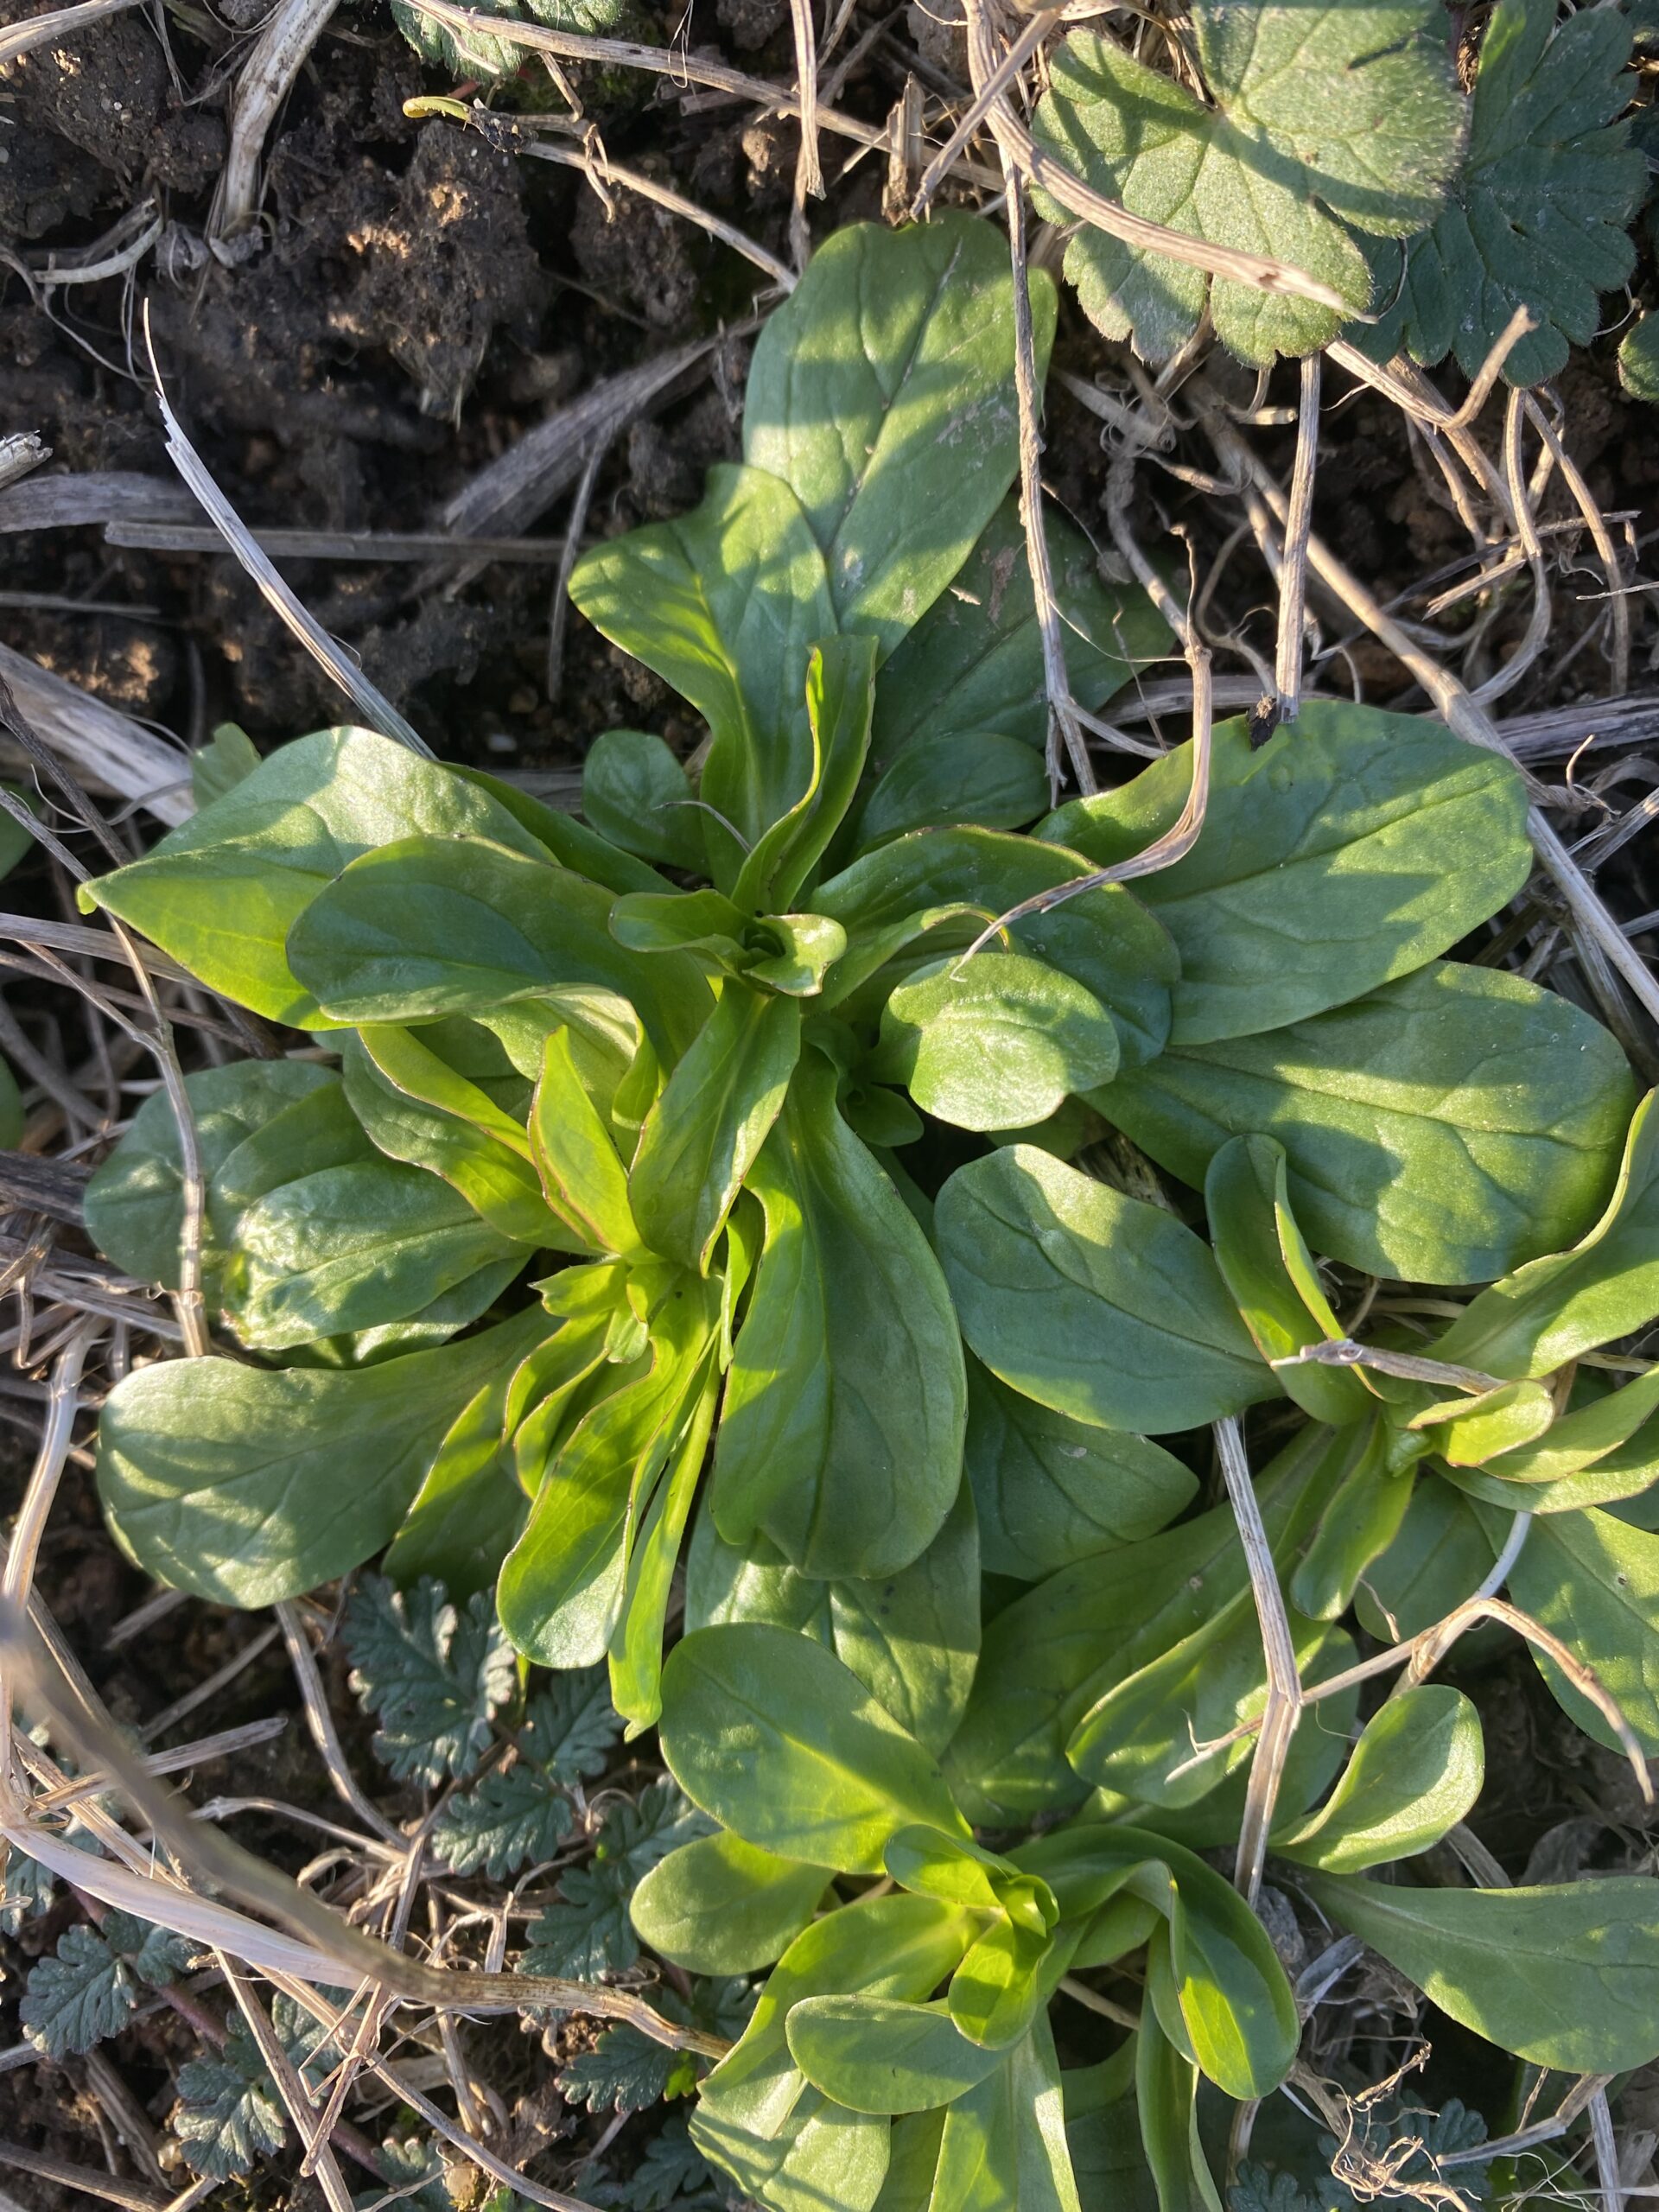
[691,1893,972,2212]
[1303,1872,1659,2071]
[964,1355,1197,1581]
[733,636,876,916]
[226,1159,522,1350]
[569,463,836,890]
[530,1028,643,1257]
[817,823,1176,1069]
[1205,1135,1370,1427]
[190,722,260,805]
[948,1909,1051,2050]
[786,1997,1007,2114]
[287,834,712,1064]
[925,2018,1082,2212]
[1032,3,1464,365]
[1356,1476,1494,1643]
[1274,1687,1484,1872]
[1409,1379,1556,1465]
[1097,962,1634,1285]
[80,728,547,1024]
[1045,705,1529,1046]
[1620,314,1659,403]
[712,1049,966,1580]
[936,1146,1276,1433]
[383,1343,550,1598]
[1288,1419,1419,1621]
[853,732,1050,854]
[658,1623,969,1872]
[631,1833,830,1975]
[874,2112,948,2212]
[1483,1366,1659,1484]
[1354,0,1645,387]
[1134,2018,1221,2212]
[497,1287,718,1668]
[1503,1506,1659,1756]
[581,729,703,871]
[607,1356,721,1732]
[84,1058,334,1293]
[450,760,669,897]
[356,1021,535,1151]
[880,952,1119,1133]
[629,985,801,1273]
[944,1421,1344,1820]
[341,1034,563,1249]
[1434,1091,1659,1379]
[686,1485,981,1758]
[744,215,1052,661]
[96,1307,550,1605]
[868,497,1170,764]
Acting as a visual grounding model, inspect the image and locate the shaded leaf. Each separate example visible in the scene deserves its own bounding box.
[344,1573,515,1785]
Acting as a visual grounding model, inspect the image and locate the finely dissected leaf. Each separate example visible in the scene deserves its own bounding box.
[173,2045,288,2179]
[524,1861,639,1980]
[582,730,705,872]
[287,833,710,1063]
[658,1623,969,1872]
[880,952,1120,1133]
[963,1356,1198,1580]
[1098,962,1634,1285]
[868,496,1169,766]
[524,1667,625,1783]
[570,463,836,887]
[1356,0,1646,385]
[594,2116,720,2210]
[84,1058,334,1294]
[711,1049,966,1580]
[629,985,802,1273]
[1434,1090,1659,1379]
[817,823,1176,1070]
[22,1916,193,2057]
[744,215,1051,661]
[1304,1872,1659,2071]
[1620,314,1659,403]
[80,728,548,1023]
[1503,1506,1659,1755]
[1032,2,1464,365]
[1274,1686,1484,1872]
[96,1306,549,1606]
[937,1145,1276,1433]
[596,1780,714,1881]
[686,1485,981,1757]
[946,1421,1342,1819]
[345,1573,515,1784]
[1042,705,1530,1046]
[561,2024,698,2113]
[632,1832,830,1975]
[429,1763,574,1878]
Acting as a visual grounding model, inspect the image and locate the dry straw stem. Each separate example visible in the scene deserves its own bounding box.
[211,0,342,248]
[0,0,143,66]
[1274,353,1320,719]
[521,136,796,289]
[1214,1417,1303,1907]
[0,646,188,827]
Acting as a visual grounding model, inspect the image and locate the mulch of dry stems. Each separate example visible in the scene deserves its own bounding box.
[4,0,1659,2203]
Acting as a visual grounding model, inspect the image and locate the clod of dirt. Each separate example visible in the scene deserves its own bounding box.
[572,162,705,331]
[334,124,550,419]
[0,117,104,238]
[4,7,168,182]
[716,0,788,53]
[906,0,968,81]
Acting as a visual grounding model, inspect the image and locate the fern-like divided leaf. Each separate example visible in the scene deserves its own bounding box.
[22,1912,194,2059]
[1355,0,1646,385]
[173,1992,352,2178]
[523,1783,714,1979]
[431,1764,575,1879]
[1031,0,1466,365]
[594,2117,725,2209]
[345,1573,515,1786]
[562,2026,700,2115]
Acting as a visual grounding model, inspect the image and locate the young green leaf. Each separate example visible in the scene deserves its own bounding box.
[1354,0,1646,386]
[744,215,1052,662]
[1409,1379,1556,1466]
[97,1306,550,1605]
[1044,706,1529,1046]
[658,1622,970,1872]
[711,1048,966,1580]
[582,729,705,872]
[1433,1090,1659,1379]
[629,984,801,1273]
[569,463,836,889]
[1097,962,1635,1284]
[937,1145,1276,1434]
[287,832,711,1062]
[687,1486,981,1758]
[964,1355,1198,1581]
[1288,1419,1419,1622]
[1031,2,1464,365]
[1503,1506,1659,1755]
[880,952,1120,1133]
[344,1573,515,1784]
[631,1832,830,1976]
[868,496,1169,766]
[786,1996,1008,2115]
[190,721,261,805]
[80,728,549,1023]
[1303,1872,1659,2070]
[853,732,1050,853]
[1274,1686,1484,1872]
[925,2018,1082,2212]
[381,1356,534,1600]
[1480,1365,1659,1486]
[732,635,876,915]
[531,1027,644,1257]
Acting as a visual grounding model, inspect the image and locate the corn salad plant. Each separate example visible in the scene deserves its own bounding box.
[76,216,1659,2209]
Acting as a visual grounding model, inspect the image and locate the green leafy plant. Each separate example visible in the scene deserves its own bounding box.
[73,211,1659,2207]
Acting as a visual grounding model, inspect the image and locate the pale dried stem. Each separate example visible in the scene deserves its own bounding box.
[276,1602,404,1847]
[524,140,794,289]
[787,0,822,265]
[1467,390,1550,708]
[210,0,341,246]
[1523,393,1631,696]
[0,0,143,65]
[1214,1417,1303,1906]
[1274,353,1320,721]
[218,1954,354,2212]
[546,442,607,708]
[910,6,1061,219]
